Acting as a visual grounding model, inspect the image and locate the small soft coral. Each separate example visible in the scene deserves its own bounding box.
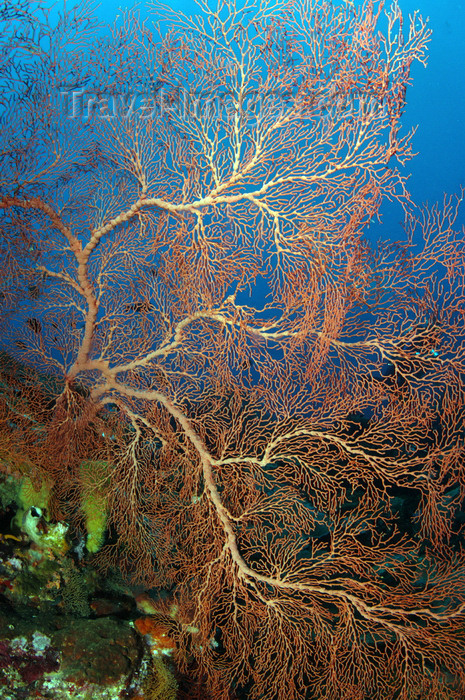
[142,655,178,700]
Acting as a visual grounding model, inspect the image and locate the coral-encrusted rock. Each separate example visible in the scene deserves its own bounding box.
[0,619,143,699]
[0,634,59,685]
[54,617,140,686]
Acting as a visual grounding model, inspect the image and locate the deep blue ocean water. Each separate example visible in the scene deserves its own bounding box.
[45,0,465,246]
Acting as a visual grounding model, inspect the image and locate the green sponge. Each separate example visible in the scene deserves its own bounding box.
[79,461,110,554]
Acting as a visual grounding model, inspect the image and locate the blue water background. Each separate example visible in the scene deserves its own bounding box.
[90,0,465,244]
